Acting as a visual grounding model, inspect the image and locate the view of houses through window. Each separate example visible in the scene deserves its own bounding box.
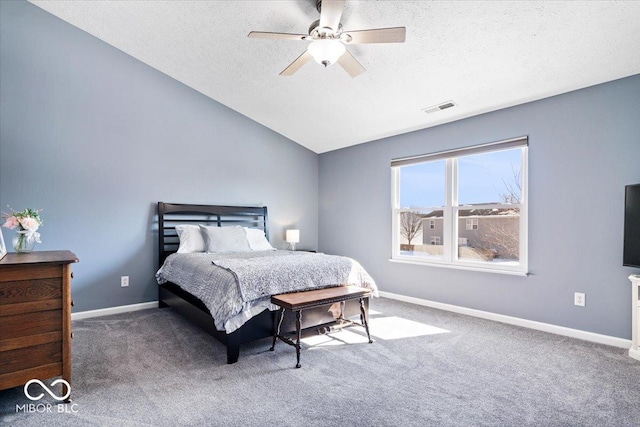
[392,138,528,274]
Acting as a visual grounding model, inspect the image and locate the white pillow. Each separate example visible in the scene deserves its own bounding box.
[200,225,252,253]
[175,225,206,253]
[244,227,275,251]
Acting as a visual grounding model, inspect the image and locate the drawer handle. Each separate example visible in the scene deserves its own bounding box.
[71,272,74,279]
[71,332,74,339]
[71,300,75,307]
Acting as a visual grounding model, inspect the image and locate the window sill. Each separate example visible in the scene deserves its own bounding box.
[388,257,529,276]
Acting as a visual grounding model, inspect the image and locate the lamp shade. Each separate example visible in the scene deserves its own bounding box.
[307,39,345,66]
[286,229,300,244]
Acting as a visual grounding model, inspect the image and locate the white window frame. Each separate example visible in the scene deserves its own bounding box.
[430,236,441,245]
[429,220,435,229]
[390,137,528,275]
[465,219,478,230]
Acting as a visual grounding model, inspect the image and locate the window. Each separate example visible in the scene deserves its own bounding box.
[391,137,528,275]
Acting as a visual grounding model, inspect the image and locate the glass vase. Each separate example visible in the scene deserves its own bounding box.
[12,231,36,253]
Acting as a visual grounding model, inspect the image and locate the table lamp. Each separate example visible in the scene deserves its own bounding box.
[286,229,300,251]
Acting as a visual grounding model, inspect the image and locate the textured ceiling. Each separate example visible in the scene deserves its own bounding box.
[29,1,640,153]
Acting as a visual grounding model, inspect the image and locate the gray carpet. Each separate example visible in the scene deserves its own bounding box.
[2,297,640,426]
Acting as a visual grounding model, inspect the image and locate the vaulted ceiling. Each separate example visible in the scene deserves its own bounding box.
[29,0,640,153]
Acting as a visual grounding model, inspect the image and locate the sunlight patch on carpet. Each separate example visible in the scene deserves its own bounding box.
[304,329,371,346]
[303,316,450,347]
[368,316,450,340]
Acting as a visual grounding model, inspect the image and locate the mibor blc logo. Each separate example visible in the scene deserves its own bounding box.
[16,379,78,414]
[24,379,71,401]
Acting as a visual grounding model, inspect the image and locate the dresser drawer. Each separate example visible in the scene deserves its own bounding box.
[0,341,62,375]
[0,278,62,305]
[0,264,63,282]
[0,310,62,340]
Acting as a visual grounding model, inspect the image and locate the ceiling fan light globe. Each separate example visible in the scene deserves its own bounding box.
[308,39,345,67]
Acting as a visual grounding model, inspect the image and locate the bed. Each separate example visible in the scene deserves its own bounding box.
[156,202,376,364]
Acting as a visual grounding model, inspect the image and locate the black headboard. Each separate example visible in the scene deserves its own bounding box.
[158,202,269,265]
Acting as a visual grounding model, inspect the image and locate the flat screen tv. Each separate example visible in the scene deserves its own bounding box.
[623,183,640,268]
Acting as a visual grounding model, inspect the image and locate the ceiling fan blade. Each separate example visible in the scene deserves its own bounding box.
[280,50,313,76]
[319,0,345,31]
[338,50,365,77]
[248,31,307,41]
[343,27,406,44]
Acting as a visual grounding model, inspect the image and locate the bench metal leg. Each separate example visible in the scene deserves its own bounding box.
[295,310,302,368]
[359,298,373,344]
[270,307,285,351]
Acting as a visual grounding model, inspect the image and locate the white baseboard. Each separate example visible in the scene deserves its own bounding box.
[71,301,158,320]
[630,348,640,361]
[378,291,632,349]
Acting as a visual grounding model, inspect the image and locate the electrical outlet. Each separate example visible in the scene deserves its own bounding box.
[574,292,585,307]
[121,276,129,287]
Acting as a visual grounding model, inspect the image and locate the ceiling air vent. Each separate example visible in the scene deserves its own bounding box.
[422,100,457,114]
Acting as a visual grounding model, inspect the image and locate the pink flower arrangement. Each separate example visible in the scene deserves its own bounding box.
[2,207,43,251]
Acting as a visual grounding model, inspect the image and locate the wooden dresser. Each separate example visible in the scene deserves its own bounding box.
[0,250,78,397]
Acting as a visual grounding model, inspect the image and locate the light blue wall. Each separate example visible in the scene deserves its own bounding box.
[3,1,638,340]
[319,74,640,339]
[0,1,318,311]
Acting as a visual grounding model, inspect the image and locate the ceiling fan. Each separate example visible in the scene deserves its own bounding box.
[248,0,406,77]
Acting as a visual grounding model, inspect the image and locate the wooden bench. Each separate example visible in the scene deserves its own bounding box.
[270,286,373,368]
